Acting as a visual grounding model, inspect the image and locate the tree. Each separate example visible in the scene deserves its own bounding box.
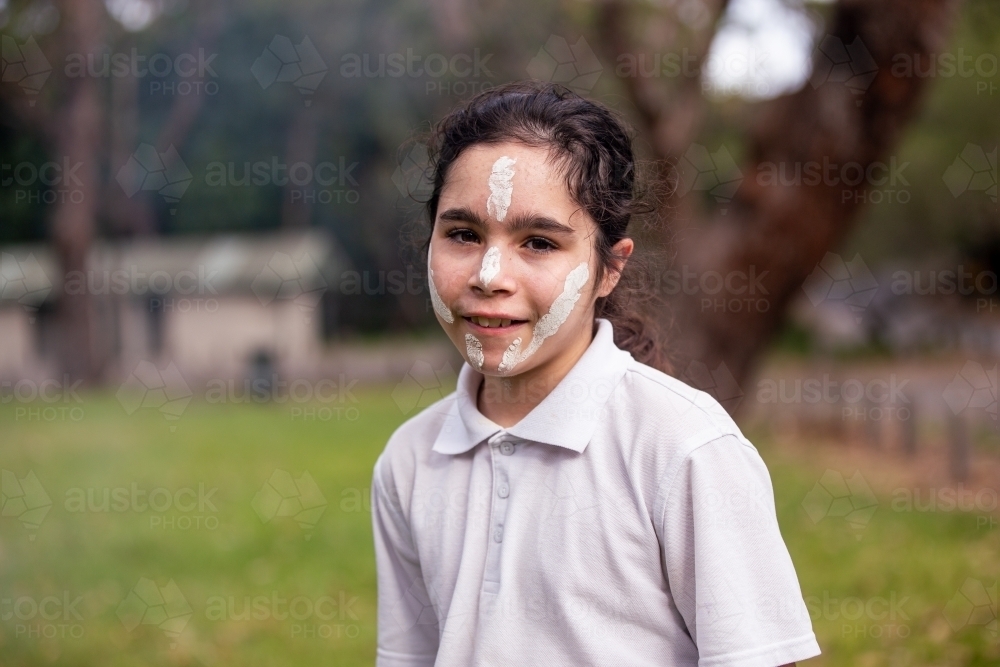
[1,0,226,383]
[594,0,964,406]
[48,0,105,382]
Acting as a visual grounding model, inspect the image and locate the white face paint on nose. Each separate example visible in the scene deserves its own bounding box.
[479,246,501,287]
[486,156,516,222]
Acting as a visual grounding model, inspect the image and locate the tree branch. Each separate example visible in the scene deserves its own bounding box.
[663,0,963,404]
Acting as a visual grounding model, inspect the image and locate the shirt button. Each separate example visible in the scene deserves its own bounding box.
[500,441,514,455]
[493,526,504,542]
[497,484,509,498]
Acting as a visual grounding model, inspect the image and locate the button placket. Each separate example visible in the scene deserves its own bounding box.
[482,435,514,594]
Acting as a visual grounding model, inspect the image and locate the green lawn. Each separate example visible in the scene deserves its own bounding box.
[0,390,996,666]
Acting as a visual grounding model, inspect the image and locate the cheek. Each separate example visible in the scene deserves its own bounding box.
[523,268,571,313]
[434,256,477,298]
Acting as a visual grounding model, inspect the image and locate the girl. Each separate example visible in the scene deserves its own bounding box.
[372,81,820,667]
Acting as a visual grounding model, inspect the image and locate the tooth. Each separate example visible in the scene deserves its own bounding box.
[501,319,510,327]
[489,318,501,327]
[477,317,489,326]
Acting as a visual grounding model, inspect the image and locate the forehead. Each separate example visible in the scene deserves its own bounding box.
[439,142,585,225]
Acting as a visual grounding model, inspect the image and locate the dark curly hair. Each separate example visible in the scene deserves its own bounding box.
[414,80,668,371]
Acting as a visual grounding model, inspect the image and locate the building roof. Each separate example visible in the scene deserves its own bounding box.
[0,230,347,306]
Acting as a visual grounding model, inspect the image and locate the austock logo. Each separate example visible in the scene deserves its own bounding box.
[252,35,328,105]
[942,143,997,203]
[801,252,878,322]
[204,156,359,205]
[116,360,193,429]
[392,361,456,415]
[526,35,602,94]
[63,47,219,97]
[1,590,87,640]
[115,143,193,214]
[250,252,328,321]
[64,481,220,531]
[943,360,997,422]
[251,469,327,540]
[388,573,438,634]
[681,360,744,412]
[1,468,52,540]
[944,578,997,638]
[801,469,878,538]
[755,156,911,205]
[0,252,52,321]
[116,577,192,648]
[203,589,360,639]
[392,142,433,200]
[805,590,911,639]
[2,156,86,205]
[674,144,743,211]
[756,373,911,422]
[338,47,494,97]
[810,34,878,104]
[1,35,52,103]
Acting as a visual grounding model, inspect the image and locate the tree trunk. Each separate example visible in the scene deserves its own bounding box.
[280,104,322,228]
[50,0,105,383]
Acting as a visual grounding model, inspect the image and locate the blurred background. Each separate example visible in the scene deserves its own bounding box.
[0,0,998,664]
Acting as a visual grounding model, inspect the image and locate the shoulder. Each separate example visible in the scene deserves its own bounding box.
[603,358,764,504]
[614,358,750,451]
[372,390,456,494]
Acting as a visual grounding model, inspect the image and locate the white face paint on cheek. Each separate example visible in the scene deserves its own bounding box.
[486,156,516,222]
[497,261,590,374]
[465,333,484,371]
[427,243,454,324]
[479,246,501,286]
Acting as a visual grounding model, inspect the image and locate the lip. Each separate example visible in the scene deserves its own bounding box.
[462,315,529,334]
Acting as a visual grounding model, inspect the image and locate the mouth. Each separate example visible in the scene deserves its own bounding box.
[463,315,529,333]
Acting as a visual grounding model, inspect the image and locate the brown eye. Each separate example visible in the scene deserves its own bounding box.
[446,229,478,244]
[525,237,556,252]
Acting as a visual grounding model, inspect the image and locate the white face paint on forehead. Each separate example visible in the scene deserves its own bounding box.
[465,333,484,371]
[486,156,516,222]
[497,261,590,374]
[479,246,501,287]
[427,243,454,324]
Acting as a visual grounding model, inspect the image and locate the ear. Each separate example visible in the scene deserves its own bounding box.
[597,237,634,298]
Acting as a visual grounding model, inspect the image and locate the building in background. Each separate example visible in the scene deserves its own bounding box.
[0,231,346,385]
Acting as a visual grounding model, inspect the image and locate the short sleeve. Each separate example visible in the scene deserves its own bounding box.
[371,456,440,667]
[659,433,821,667]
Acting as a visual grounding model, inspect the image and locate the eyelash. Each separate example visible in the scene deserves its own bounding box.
[445,228,557,253]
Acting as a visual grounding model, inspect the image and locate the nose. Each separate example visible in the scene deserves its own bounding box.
[470,245,513,294]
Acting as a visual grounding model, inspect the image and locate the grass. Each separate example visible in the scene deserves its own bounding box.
[0,389,997,666]
[768,445,999,667]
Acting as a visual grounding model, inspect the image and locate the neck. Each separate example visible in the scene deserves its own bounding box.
[476,320,596,428]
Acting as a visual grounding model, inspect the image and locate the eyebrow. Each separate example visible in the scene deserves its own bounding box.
[437,206,576,236]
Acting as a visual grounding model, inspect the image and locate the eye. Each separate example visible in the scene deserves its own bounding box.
[445,228,479,245]
[525,236,557,253]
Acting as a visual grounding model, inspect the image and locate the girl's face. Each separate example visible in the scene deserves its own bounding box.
[428,141,623,377]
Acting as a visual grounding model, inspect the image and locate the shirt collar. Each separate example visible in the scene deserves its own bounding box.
[431,318,633,455]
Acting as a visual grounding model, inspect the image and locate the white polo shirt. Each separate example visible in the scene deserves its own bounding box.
[372,318,821,667]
